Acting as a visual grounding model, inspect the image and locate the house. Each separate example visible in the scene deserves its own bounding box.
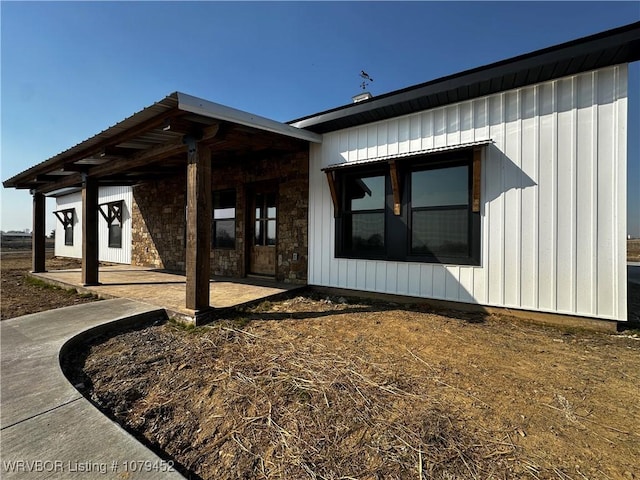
[4,22,639,325]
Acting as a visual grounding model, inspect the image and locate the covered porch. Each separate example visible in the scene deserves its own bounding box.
[3,92,322,323]
[31,265,303,321]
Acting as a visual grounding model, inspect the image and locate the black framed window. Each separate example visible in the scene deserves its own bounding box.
[334,151,480,265]
[213,190,236,249]
[410,164,469,259]
[99,201,123,249]
[339,173,386,257]
[54,209,75,246]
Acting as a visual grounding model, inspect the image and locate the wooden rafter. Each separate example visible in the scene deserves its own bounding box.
[472,147,482,213]
[389,160,401,215]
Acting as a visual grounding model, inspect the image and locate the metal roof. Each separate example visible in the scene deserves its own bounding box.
[3,92,321,191]
[290,21,640,133]
[322,140,494,171]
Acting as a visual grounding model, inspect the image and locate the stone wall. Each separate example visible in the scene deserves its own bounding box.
[130,150,309,284]
[131,177,186,271]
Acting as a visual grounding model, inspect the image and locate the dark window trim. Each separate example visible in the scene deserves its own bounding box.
[54,208,75,246]
[334,150,481,266]
[99,200,124,249]
[212,189,236,250]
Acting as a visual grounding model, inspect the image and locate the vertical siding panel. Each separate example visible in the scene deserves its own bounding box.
[596,68,615,317]
[377,123,388,157]
[376,262,387,292]
[520,87,538,310]
[348,130,358,162]
[503,91,521,307]
[410,114,422,151]
[460,102,473,144]
[338,260,348,288]
[576,72,595,315]
[386,262,398,293]
[398,117,410,154]
[346,259,357,288]
[365,261,377,291]
[367,125,378,159]
[537,82,556,311]
[397,263,409,295]
[434,108,446,147]
[459,267,474,303]
[445,265,460,301]
[420,264,433,297]
[487,94,504,305]
[556,77,576,313]
[432,266,445,298]
[357,127,367,160]
[473,98,488,141]
[615,65,628,320]
[408,264,421,296]
[421,111,434,150]
[356,260,367,290]
[446,105,460,146]
[388,119,399,155]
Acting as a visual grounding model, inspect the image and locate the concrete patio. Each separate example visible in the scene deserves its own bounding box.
[32,265,303,321]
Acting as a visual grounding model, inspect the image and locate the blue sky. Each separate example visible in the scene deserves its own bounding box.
[1,1,639,236]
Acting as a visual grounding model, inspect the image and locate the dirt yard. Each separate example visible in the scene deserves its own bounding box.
[64,297,640,480]
[4,247,640,479]
[0,251,98,320]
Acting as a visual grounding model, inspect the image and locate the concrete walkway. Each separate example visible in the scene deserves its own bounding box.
[0,299,186,479]
[33,265,301,320]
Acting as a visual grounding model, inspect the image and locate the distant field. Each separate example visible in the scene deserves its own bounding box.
[629,239,640,262]
[1,238,54,251]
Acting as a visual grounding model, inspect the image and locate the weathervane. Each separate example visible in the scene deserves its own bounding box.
[360,70,374,91]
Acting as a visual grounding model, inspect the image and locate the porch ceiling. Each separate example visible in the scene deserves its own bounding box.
[3,92,322,195]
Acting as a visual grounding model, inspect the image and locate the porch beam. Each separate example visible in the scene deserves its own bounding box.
[185,137,212,311]
[81,176,100,286]
[31,191,46,273]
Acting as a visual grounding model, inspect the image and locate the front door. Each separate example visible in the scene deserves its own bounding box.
[249,190,277,276]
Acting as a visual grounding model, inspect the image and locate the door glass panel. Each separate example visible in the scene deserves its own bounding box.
[267,193,277,218]
[267,220,276,245]
[255,220,262,245]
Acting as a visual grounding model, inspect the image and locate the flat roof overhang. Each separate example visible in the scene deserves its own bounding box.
[3,92,322,194]
[289,21,640,133]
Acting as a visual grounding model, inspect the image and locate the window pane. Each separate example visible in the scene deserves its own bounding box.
[108,223,122,248]
[65,225,73,246]
[214,220,235,249]
[266,220,276,246]
[412,166,468,208]
[347,175,385,211]
[351,212,384,251]
[412,209,468,257]
[214,207,235,220]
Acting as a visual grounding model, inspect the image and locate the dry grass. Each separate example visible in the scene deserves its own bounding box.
[68,296,640,480]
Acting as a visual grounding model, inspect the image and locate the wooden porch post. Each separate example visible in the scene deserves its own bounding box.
[31,191,46,273]
[185,137,212,311]
[81,176,100,286]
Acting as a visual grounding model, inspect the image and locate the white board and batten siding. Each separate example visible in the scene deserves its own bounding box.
[54,186,133,264]
[309,65,628,321]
